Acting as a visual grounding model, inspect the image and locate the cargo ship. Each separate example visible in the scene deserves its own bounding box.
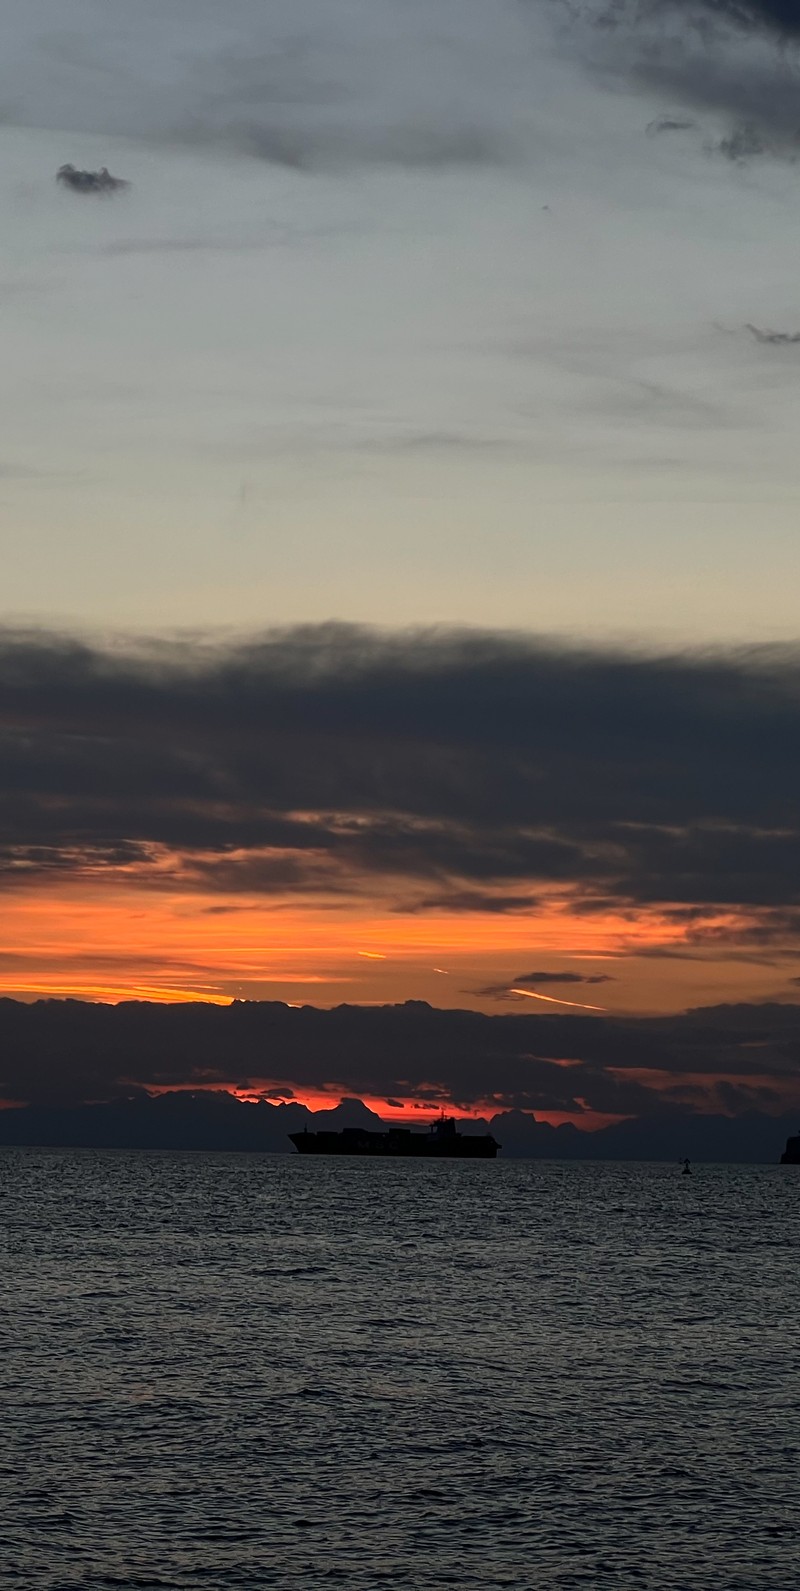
[289,1114,499,1158]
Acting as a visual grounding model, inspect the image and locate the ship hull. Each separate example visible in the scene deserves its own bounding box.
[290,1130,498,1158]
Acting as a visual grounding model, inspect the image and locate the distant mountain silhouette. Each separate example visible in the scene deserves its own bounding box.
[0,995,798,1161]
[0,1089,793,1162]
[0,1092,306,1153]
[487,1107,796,1164]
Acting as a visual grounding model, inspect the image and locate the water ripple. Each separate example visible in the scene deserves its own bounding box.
[2,1151,799,1588]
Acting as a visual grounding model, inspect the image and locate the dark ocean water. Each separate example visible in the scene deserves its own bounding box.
[2,1151,799,1590]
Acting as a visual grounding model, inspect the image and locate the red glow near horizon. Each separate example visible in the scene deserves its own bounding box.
[181,1083,629,1132]
[4,873,800,1122]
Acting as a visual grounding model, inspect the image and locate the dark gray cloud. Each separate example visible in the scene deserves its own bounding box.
[474,969,615,1000]
[581,0,800,159]
[512,970,615,985]
[3,1,534,171]
[8,0,800,180]
[716,121,770,159]
[56,162,129,194]
[4,623,800,922]
[747,323,800,345]
[649,0,800,38]
[2,995,800,1117]
[645,115,697,134]
[402,890,542,915]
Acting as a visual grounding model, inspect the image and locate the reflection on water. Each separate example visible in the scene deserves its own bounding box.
[2,1151,799,1589]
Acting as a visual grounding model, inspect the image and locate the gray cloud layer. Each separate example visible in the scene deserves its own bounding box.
[2,993,799,1114]
[2,0,537,170]
[575,0,800,158]
[8,0,800,179]
[2,623,800,920]
[635,0,800,39]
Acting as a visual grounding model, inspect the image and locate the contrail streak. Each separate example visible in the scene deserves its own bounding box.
[509,987,606,1012]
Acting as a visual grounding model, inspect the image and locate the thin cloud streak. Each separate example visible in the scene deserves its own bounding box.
[746,324,800,345]
[509,987,607,1011]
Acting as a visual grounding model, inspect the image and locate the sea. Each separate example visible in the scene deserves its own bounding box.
[2,1151,798,1591]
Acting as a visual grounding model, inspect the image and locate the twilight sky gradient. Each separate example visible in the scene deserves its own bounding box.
[4,0,800,1123]
[4,0,800,637]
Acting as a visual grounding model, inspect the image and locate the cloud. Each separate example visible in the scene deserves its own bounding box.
[747,323,800,345]
[715,121,770,159]
[660,0,800,39]
[3,995,800,1119]
[475,970,615,1001]
[4,622,800,926]
[575,0,800,160]
[512,970,615,985]
[645,115,697,135]
[0,0,539,171]
[6,0,800,189]
[402,890,542,915]
[56,162,130,194]
[507,986,608,1010]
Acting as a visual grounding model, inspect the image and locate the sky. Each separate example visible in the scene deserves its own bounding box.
[4,0,800,1125]
[5,0,800,638]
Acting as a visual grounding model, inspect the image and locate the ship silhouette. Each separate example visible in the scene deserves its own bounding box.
[780,1131,800,1164]
[290,1113,499,1158]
